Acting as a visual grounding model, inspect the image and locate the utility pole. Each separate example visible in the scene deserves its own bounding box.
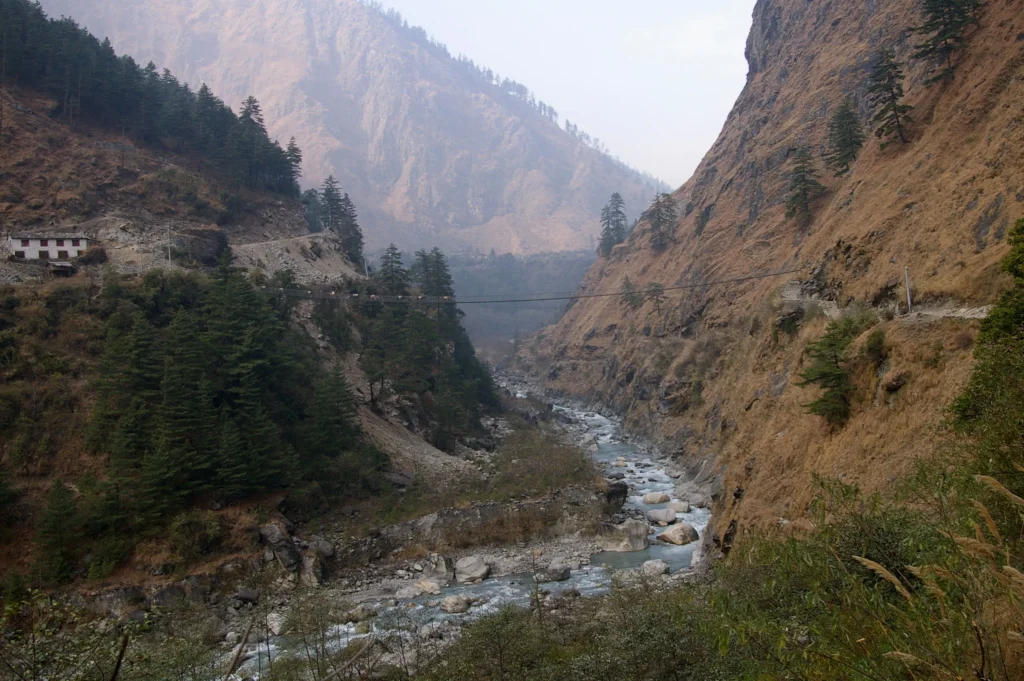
[904,267,913,314]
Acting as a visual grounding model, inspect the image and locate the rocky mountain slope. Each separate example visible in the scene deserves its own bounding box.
[0,86,358,286]
[39,0,666,255]
[511,0,1024,544]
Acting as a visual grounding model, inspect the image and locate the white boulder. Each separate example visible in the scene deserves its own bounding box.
[641,559,670,577]
[455,556,490,584]
[597,520,651,552]
[647,508,677,524]
[659,522,699,546]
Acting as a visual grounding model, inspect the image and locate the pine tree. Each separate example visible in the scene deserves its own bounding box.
[823,99,866,176]
[361,306,406,403]
[109,396,152,474]
[785,146,826,224]
[796,317,869,426]
[304,366,360,470]
[125,314,163,402]
[215,417,250,501]
[321,176,344,235]
[866,49,914,147]
[912,0,980,83]
[598,193,629,257]
[377,244,410,295]
[285,137,303,192]
[396,311,442,394]
[643,193,677,252]
[339,193,364,266]
[151,311,217,506]
[37,482,79,583]
[608,192,628,243]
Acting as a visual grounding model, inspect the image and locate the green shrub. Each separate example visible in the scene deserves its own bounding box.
[864,328,887,365]
[168,510,223,563]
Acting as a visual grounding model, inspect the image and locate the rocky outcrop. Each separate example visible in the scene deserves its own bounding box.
[260,522,301,574]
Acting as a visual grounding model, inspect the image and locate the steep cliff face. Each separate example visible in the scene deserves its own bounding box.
[512,0,1024,542]
[39,0,664,254]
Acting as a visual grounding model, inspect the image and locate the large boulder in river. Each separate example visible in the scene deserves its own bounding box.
[537,559,571,583]
[416,579,442,595]
[642,492,671,505]
[667,501,691,514]
[647,508,677,524]
[604,481,629,511]
[597,520,651,552]
[641,559,670,577]
[455,556,490,583]
[423,554,455,584]
[440,596,472,614]
[659,522,699,546]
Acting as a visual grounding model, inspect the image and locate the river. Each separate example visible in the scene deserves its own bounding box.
[237,401,710,676]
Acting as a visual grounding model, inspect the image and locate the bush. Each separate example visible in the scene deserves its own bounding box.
[168,510,223,562]
[864,328,887,365]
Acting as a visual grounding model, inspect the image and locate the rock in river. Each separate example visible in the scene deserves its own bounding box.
[647,508,677,524]
[416,579,442,595]
[667,501,691,514]
[440,595,472,614]
[455,556,491,583]
[642,492,671,504]
[537,559,571,583]
[597,519,651,552]
[659,522,699,546]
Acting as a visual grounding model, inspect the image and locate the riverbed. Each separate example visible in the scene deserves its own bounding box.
[237,402,710,675]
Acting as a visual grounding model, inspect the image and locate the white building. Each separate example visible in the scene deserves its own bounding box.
[6,234,91,261]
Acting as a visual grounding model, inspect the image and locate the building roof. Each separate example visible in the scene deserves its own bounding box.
[47,262,77,270]
[9,234,91,241]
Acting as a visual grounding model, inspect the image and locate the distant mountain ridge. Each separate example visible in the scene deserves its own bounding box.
[39,0,668,254]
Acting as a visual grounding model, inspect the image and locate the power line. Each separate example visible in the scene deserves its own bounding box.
[261,266,805,306]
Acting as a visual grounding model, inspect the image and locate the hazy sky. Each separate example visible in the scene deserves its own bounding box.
[383,0,758,188]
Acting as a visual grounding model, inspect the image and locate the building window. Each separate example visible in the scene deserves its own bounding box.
[57,250,69,259]
[21,240,29,247]
[14,251,25,259]
[72,239,81,247]
[57,239,65,247]
[40,239,48,247]
[39,251,50,260]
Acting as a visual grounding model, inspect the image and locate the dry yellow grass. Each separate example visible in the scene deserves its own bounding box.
[513,0,1023,543]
